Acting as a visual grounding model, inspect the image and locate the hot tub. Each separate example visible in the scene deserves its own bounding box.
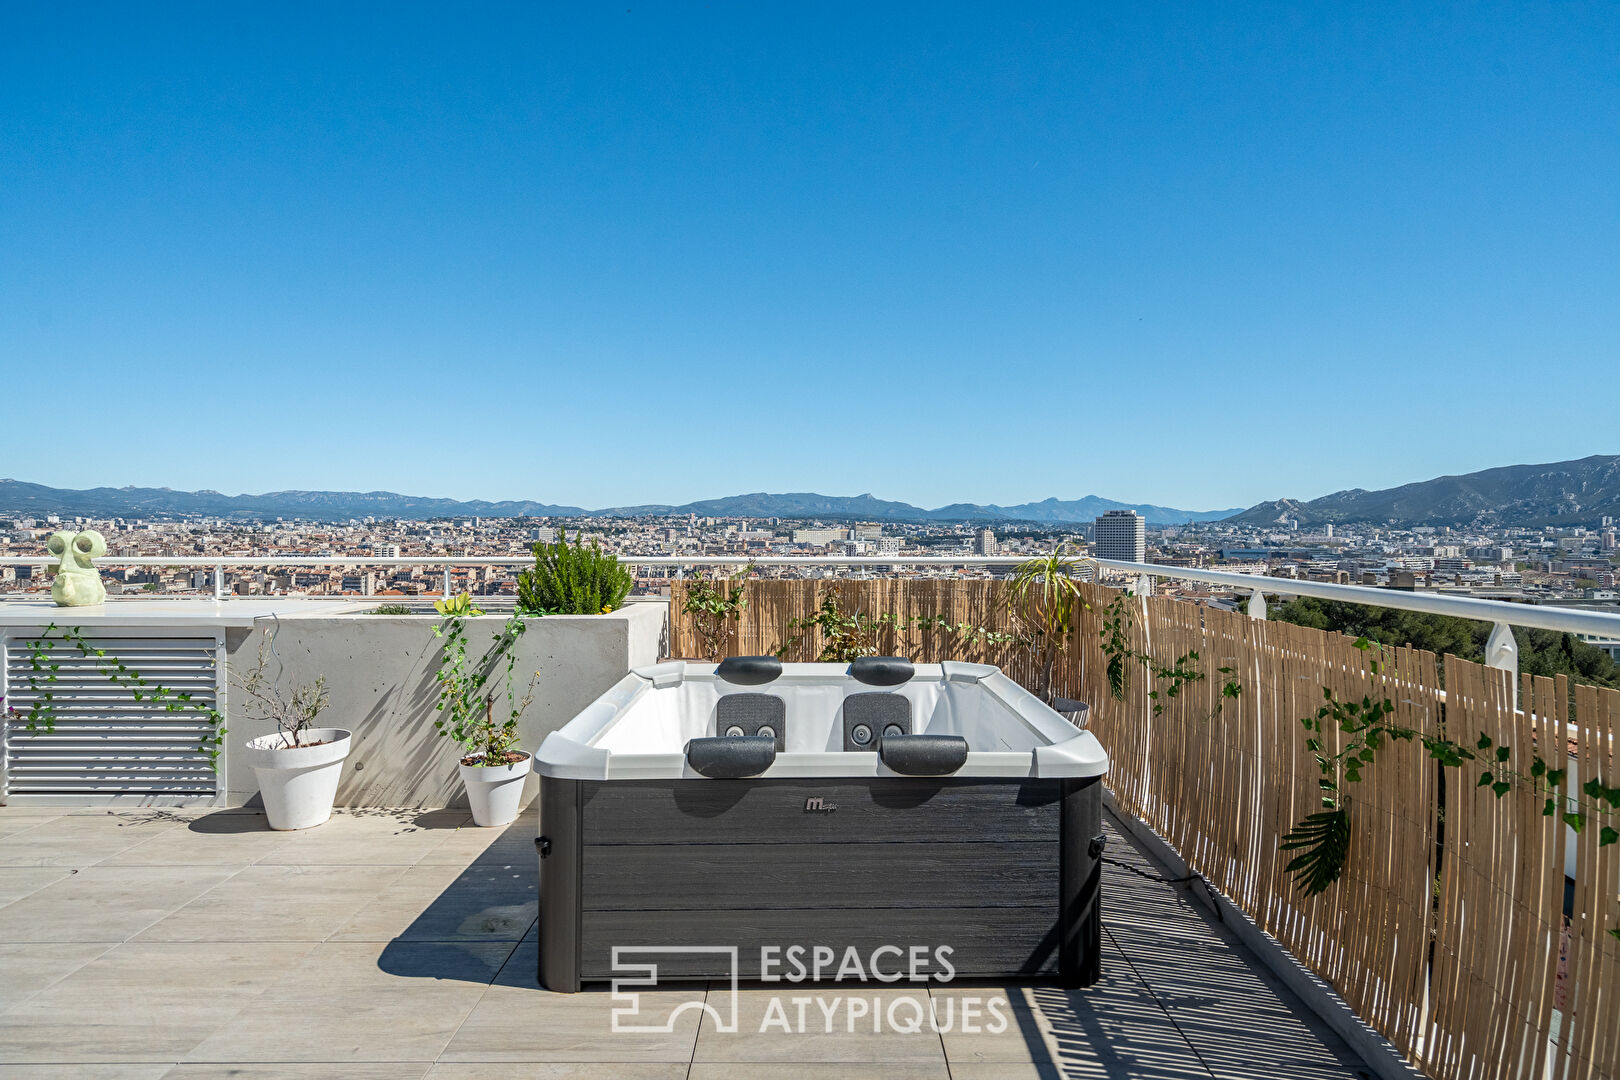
[534,656,1108,992]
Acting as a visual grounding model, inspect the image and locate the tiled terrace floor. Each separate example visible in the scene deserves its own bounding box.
[0,800,1378,1079]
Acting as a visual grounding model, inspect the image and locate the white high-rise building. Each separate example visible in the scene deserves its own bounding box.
[1094,510,1145,562]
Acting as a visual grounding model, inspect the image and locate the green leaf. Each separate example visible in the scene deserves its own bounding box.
[1280,808,1351,896]
[1478,771,1494,788]
[1600,827,1619,847]
[1495,746,1510,763]
[1543,798,1557,817]
[1491,781,1511,798]
[1531,758,1546,779]
[1564,812,1585,833]
[1476,733,1493,751]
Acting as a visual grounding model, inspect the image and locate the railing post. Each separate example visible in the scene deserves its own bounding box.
[213,565,224,601]
[1247,589,1267,620]
[1134,573,1153,597]
[442,567,451,599]
[675,564,683,580]
[1485,621,1519,709]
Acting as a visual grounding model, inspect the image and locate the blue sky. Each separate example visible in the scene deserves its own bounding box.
[2,2,1615,512]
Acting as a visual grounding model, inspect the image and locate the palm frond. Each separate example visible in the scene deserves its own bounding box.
[1279,808,1350,896]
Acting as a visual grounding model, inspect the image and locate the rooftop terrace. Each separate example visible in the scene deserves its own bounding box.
[1,560,1616,1079]
[0,801,1379,1079]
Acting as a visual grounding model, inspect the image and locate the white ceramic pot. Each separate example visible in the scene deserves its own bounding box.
[241,728,352,831]
[459,752,533,827]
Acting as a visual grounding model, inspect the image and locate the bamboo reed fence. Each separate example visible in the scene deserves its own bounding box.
[669,578,1620,1080]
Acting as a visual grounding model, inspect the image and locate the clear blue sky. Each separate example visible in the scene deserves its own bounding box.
[3,3,1615,512]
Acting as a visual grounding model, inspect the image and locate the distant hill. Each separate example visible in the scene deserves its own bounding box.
[0,480,586,521]
[0,479,1236,526]
[1225,455,1620,528]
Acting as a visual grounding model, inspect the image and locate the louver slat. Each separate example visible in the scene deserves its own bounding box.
[4,635,221,800]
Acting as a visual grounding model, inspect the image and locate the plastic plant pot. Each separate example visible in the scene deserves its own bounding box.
[241,728,352,830]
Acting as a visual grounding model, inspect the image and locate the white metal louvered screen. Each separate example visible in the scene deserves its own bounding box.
[2,631,224,804]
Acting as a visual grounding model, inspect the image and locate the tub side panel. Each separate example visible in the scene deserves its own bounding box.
[574,778,1066,982]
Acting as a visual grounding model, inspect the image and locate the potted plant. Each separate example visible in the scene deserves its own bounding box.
[516,529,632,614]
[1008,547,1097,724]
[233,628,347,830]
[433,592,538,827]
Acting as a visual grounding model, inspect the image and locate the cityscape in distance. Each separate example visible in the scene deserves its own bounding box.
[2,456,1616,653]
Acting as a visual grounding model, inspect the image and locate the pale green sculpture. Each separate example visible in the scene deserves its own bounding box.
[49,530,107,607]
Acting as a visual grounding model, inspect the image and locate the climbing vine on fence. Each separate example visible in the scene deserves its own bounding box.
[1097,594,1243,722]
[1280,636,1620,940]
[770,590,1017,664]
[17,623,228,770]
[1096,593,1620,940]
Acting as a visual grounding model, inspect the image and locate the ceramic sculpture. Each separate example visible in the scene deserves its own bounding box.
[49,529,107,607]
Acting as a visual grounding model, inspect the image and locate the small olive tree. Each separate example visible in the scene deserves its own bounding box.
[232,626,331,747]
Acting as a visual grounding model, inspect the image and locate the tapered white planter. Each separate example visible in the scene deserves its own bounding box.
[242,728,352,831]
[459,752,533,827]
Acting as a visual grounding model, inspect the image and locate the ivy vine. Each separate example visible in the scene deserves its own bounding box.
[18,623,228,771]
[1282,637,1620,940]
[1098,595,1243,722]
[1092,596,1620,941]
[431,594,535,765]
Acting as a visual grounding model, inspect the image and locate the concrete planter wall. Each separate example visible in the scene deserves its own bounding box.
[222,602,664,808]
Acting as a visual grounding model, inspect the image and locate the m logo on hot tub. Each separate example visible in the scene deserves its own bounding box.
[803,796,837,813]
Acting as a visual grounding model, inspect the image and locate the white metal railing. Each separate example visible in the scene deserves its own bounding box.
[2,553,1617,669]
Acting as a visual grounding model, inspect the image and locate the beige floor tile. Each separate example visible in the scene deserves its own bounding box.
[0,817,54,839]
[0,940,317,1062]
[688,1066,950,1080]
[0,866,71,906]
[0,813,185,867]
[252,809,473,866]
[426,1067,686,1079]
[0,806,68,818]
[184,941,511,1063]
[414,812,535,866]
[691,986,949,1063]
[440,983,704,1063]
[0,941,113,1012]
[101,811,295,866]
[133,863,410,942]
[0,1067,173,1079]
[0,864,241,943]
[161,1065,432,1079]
[330,861,535,942]
[929,984,1063,1065]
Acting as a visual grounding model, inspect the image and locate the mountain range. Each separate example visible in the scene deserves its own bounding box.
[1225,455,1620,529]
[0,480,1235,526]
[4,455,1614,528]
